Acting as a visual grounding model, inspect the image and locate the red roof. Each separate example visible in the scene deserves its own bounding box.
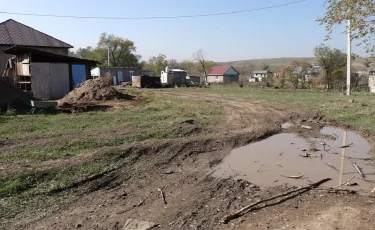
[207,65,231,75]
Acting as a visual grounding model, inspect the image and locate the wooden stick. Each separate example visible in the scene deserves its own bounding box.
[352,163,365,178]
[221,178,331,224]
[326,163,339,172]
[257,165,264,172]
[158,188,167,204]
[281,174,305,179]
[339,143,353,148]
[332,176,356,188]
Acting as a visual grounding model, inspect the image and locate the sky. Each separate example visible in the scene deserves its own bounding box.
[0,0,369,62]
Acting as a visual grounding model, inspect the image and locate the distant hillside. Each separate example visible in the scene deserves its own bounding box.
[217,57,373,72]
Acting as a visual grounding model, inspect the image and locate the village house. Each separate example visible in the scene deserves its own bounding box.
[206,65,239,83]
[251,70,273,82]
[0,19,73,75]
[3,46,98,100]
[1,19,98,100]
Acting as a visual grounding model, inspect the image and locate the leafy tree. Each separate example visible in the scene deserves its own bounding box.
[168,59,180,69]
[317,0,375,53]
[98,33,140,67]
[260,63,270,71]
[180,60,196,75]
[143,54,168,76]
[314,44,348,89]
[237,63,255,76]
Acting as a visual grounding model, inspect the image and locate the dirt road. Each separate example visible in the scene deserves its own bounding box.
[12,91,375,230]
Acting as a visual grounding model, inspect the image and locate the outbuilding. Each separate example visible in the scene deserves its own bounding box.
[3,46,98,100]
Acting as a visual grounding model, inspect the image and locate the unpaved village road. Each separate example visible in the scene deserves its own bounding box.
[15,91,375,230]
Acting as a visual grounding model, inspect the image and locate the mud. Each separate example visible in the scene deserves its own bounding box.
[4,91,375,230]
[213,127,375,194]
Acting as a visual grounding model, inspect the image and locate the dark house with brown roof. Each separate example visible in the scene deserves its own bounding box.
[0,19,73,75]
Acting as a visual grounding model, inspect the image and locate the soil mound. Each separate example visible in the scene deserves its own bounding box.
[58,77,129,106]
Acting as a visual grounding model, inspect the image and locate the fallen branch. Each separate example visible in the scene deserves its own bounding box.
[158,188,167,204]
[353,163,365,178]
[326,163,339,172]
[276,163,283,167]
[372,188,375,193]
[221,178,331,224]
[281,174,305,179]
[257,165,264,172]
[339,143,353,148]
[315,188,357,194]
[332,176,356,188]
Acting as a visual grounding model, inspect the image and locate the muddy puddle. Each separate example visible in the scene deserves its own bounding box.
[213,127,375,193]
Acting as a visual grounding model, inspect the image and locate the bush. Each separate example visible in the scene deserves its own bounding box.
[5,104,16,116]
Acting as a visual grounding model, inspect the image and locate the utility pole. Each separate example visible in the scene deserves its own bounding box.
[107,45,110,67]
[346,18,351,96]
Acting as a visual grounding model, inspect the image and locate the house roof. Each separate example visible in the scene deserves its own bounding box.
[253,70,270,74]
[4,46,98,64]
[0,19,73,48]
[207,65,232,75]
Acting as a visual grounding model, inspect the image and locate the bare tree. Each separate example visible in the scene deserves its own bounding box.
[193,49,208,83]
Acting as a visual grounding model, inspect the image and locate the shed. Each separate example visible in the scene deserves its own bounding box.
[3,46,98,100]
[186,75,200,86]
[90,66,141,85]
[206,66,239,83]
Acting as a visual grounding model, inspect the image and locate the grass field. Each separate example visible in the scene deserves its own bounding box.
[162,84,375,134]
[1,85,375,227]
[0,93,222,224]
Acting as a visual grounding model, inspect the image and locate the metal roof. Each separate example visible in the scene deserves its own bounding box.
[207,66,232,75]
[0,19,73,48]
[4,46,98,64]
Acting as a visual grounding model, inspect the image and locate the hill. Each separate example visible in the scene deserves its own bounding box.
[217,57,373,72]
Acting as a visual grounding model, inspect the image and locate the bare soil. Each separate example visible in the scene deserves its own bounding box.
[58,78,132,107]
[9,91,375,230]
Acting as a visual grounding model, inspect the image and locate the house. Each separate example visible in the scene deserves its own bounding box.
[91,67,142,85]
[206,66,239,83]
[0,19,73,75]
[3,46,98,100]
[252,70,273,82]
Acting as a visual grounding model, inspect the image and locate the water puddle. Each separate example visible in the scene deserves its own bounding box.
[213,127,375,193]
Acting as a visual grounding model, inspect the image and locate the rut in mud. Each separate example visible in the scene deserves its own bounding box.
[6,91,375,230]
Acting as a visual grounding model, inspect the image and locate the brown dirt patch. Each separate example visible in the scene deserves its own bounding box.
[58,77,132,106]
[4,90,375,230]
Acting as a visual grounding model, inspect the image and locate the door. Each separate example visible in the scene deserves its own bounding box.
[72,64,86,88]
[50,63,70,99]
[118,71,123,83]
[129,71,135,82]
[30,63,51,99]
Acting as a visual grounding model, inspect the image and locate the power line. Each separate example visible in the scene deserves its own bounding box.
[0,0,307,20]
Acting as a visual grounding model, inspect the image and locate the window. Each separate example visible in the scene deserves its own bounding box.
[216,76,219,80]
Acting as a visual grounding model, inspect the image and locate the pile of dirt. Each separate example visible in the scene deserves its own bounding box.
[0,78,33,110]
[58,77,130,106]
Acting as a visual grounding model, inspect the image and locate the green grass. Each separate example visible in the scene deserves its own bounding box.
[164,84,375,134]
[0,94,221,164]
[0,92,222,228]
